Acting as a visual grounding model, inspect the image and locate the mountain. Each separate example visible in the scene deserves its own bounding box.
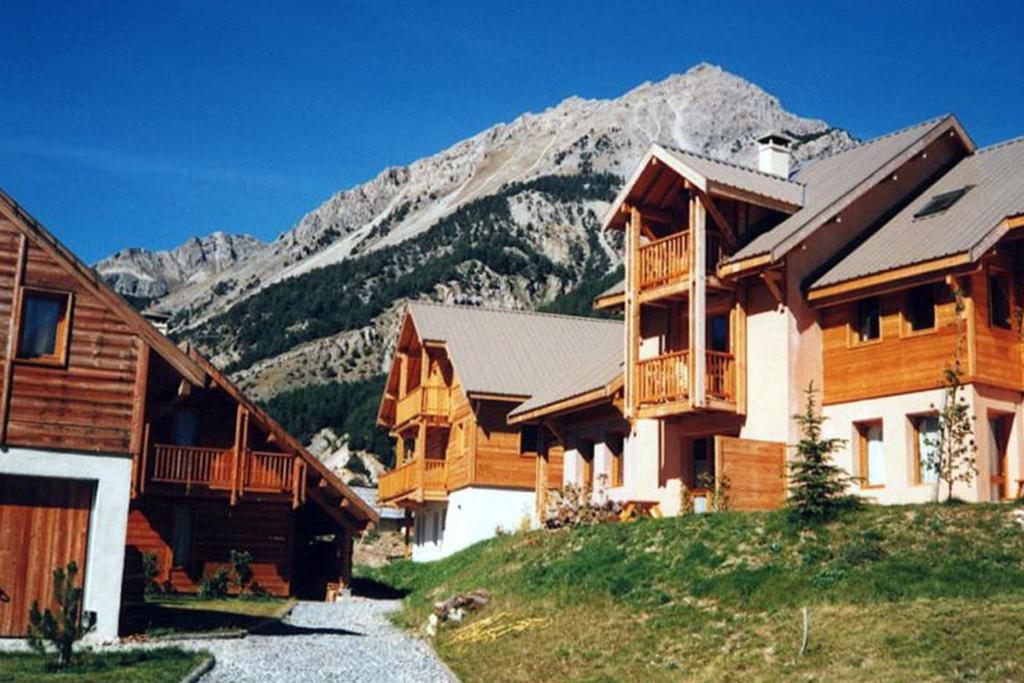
[96,231,264,303]
[101,63,856,425]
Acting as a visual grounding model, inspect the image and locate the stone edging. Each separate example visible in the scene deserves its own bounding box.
[179,654,216,683]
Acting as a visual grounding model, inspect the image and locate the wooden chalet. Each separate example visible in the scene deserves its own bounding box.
[376,302,621,560]
[0,189,375,640]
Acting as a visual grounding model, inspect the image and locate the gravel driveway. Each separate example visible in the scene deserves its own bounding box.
[179,599,455,682]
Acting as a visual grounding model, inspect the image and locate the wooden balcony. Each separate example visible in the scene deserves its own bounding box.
[378,457,448,507]
[394,385,451,429]
[147,443,300,497]
[637,231,723,301]
[635,350,736,411]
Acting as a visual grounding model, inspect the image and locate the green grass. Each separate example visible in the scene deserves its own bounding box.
[0,648,204,683]
[121,595,292,637]
[361,503,1024,681]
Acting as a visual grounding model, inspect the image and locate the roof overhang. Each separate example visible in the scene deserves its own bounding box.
[593,291,625,311]
[602,144,804,233]
[507,373,623,424]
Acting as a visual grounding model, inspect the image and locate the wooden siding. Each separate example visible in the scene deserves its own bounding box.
[470,401,536,489]
[0,475,92,636]
[821,284,961,404]
[126,499,292,596]
[0,219,140,454]
[714,436,786,511]
[970,265,1024,391]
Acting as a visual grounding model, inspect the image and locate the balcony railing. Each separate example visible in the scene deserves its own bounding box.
[378,457,448,505]
[394,385,451,427]
[635,350,736,406]
[637,231,724,292]
[149,444,295,495]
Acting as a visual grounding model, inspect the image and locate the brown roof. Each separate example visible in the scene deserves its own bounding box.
[727,115,974,264]
[406,302,623,403]
[812,135,1024,289]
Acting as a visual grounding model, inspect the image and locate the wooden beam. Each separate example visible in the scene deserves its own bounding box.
[718,253,772,279]
[626,206,642,418]
[807,253,973,305]
[128,342,151,498]
[230,404,245,506]
[760,269,785,305]
[689,195,707,409]
[734,284,748,415]
[0,234,27,445]
[691,189,737,250]
[138,421,151,495]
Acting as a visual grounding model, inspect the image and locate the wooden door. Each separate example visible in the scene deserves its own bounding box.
[988,415,1012,500]
[0,476,93,636]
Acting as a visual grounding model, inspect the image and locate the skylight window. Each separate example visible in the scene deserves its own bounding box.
[913,186,972,219]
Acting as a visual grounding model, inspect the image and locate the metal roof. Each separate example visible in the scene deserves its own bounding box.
[812,135,1024,289]
[655,143,806,208]
[728,115,971,263]
[406,302,623,402]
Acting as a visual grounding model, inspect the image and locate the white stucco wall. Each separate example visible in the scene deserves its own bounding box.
[410,487,535,562]
[821,385,1020,505]
[0,447,132,642]
[741,301,792,443]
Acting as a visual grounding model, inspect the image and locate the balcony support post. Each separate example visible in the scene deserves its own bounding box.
[689,195,707,409]
[734,285,748,414]
[625,205,642,419]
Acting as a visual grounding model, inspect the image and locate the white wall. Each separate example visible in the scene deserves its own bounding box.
[410,487,535,562]
[742,298,792,443]
[0,447,132,642]
[820,386,1016,505]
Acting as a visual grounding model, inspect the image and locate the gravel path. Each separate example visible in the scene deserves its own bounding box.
[177,599,455,683]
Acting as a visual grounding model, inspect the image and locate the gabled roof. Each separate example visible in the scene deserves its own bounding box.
[403,301,623,401]
[811,135,1024,293]
[727,115,975,266]
[602,143,806,231]
[0,188,208,387]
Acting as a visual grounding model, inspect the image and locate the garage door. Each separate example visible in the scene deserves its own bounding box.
[0,476,93,637]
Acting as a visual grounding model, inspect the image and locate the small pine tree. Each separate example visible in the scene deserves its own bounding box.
[924,284,977,502]
[229,549,255,593]
[788,382,858,523]
[26,561,95,669]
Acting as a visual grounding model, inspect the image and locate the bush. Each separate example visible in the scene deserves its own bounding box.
[198,567,231,599]
[229,550,254,593]
[141,552,161,596]
[26,562,95,669]
[544,476,623,529]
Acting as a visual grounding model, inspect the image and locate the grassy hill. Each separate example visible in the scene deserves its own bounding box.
[360,503,1024,682]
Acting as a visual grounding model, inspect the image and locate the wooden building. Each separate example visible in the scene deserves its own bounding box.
[0,189,375,640]
[376,303,620,560]
[533,114,1024,513]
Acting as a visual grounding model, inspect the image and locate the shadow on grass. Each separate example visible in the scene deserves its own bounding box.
[350,576,410,600]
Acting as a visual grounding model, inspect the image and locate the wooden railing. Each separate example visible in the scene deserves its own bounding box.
[245,451,294,493]
[395,385,451,426]
[150,445,233,490]
[378,457,448,504]
[639,232,689,289]
[705,351,735,403]
[635,350,736,406]
[149,444,296,495]
[637,230,726,291]
[637,350,689,404]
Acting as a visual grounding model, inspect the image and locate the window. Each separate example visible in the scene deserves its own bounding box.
[853,297,880,343]
[171,506,195,566]
[913,186,972,219]
[912,415,940,484]
[519,425,539,456]
[708,315,730,352]
[17,289,72,364]
[172,410,199,446]
[904,284,936,333]
[608,433,624,487]
[857,421,885,488]
[989,270,1012,330]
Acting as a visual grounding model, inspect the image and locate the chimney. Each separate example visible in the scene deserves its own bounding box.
[757,133,793,178]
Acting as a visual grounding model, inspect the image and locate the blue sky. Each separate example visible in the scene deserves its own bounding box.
[1,1,1022,262]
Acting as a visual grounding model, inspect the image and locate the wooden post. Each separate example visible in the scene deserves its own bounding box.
[129,342,151,498]
[734,283,748,414]
[0,234,27,444]
[535,427,549,521]
[415,420,427,501]
[689,195,707,408]
[231,404,244,505]
[625,205,641,417]
[138,421,151,495]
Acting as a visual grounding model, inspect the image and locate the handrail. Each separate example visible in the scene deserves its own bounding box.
[638,231,689,289]
[705,351,735,402]
[378,457,448,503]
[149,444,295,495]
[636,350,689,404]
